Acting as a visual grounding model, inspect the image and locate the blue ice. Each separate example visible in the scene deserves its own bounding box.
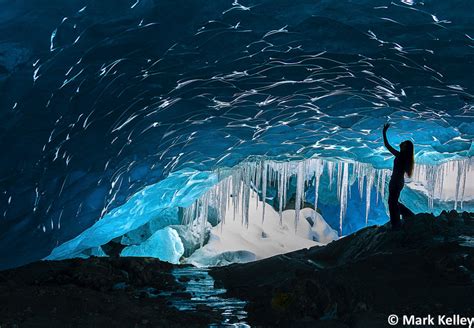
[45,168,218,260]
[121,227,184,264]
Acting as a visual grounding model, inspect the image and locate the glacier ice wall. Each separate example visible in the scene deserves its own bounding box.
[0,0,473,268]
[45,168,217,260]
[46,157,474,263]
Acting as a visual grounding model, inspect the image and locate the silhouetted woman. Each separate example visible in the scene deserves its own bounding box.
[383,123,415,230]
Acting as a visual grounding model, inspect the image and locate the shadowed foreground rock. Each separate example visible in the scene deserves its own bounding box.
[1,211,473,327]
[0,257,219,327]
[211,211,474,327]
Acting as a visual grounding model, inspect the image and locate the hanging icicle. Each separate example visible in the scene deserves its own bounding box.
[339,162,349,236]
[313,159,323,213]
[365,167,375,225]
[294,161,305,231]
[261,161,267,222]
[181,156,473,249]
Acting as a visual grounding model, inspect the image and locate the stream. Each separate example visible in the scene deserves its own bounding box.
[161,266,249,327]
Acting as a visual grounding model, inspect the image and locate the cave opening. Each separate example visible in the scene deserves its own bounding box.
[46,157,474,266]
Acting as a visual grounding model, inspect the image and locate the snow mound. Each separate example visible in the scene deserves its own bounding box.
[186,189,338,267]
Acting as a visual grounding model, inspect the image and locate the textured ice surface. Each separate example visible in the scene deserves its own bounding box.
[0,0,473,268]
[46,169,217,260]
[120,227,184,264]
[171,221,213,257]
[120,207,180,246]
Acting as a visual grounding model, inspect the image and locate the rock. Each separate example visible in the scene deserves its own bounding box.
[0,257,214,327]
[178,276,190,283]
[211,211,474,327]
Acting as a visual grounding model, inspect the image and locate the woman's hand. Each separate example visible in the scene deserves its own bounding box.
[382,123,399,156]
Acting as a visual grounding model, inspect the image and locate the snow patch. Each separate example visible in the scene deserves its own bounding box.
[186,189,338,267]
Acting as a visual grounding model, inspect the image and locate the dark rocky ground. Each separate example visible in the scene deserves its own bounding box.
[0,257,220,327]
[1,210,473,327]
[210,210,474,327]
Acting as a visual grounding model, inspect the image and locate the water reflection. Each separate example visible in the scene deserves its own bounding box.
[162,266,249,327]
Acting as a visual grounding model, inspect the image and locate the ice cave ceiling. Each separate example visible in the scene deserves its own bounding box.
[0,0,473,269]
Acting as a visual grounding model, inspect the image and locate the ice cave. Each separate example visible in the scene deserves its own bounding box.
[0,0,473,326]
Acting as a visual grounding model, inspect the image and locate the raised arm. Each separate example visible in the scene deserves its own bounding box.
[383,123,399,157]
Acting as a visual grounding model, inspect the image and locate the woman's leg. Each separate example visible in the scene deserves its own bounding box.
[388,181,402,229]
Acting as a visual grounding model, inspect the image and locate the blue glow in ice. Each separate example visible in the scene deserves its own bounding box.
[121,227,184,264]
[46,169,217,260]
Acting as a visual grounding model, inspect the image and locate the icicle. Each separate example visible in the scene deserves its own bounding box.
[327,161,335,191]
[380,170,387,201]
[277,164,284,223]
[294,161,305,231]
[232,170,241,222]
[241,165,251,227]
[261,161,267,222]
[313,159,323,212]
[375,170,381,205]
[339,162,349,236]
[336,161,343,200]
[437,164,445,201]
[199,192,209,247]
[182,200,194,226]
[255,162,261,209]
[348,163,355,200]
[460,159,468,209]
[427,164,436,209]
[218,177,229,226]
[365,168,375,225]
[241,172,245,226]
[282,162,289,215]
[357,163,365,200]
[454,159,467,211]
